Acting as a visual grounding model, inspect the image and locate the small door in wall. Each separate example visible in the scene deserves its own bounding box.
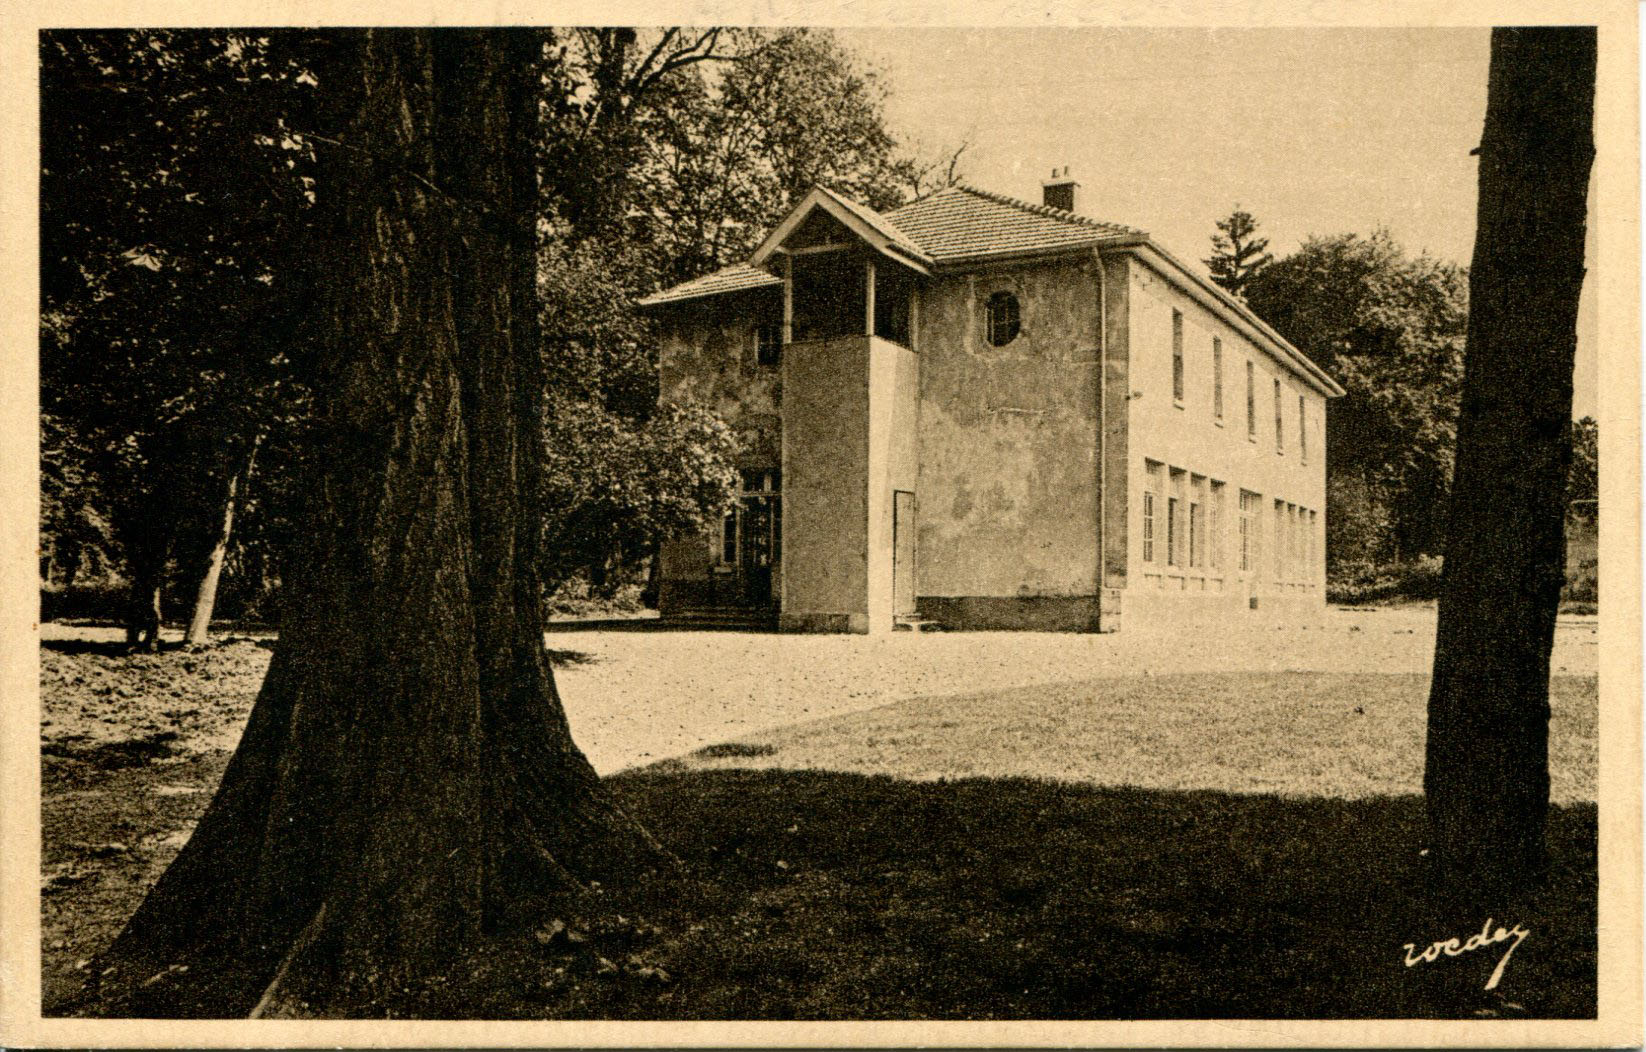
[892,490,917,618]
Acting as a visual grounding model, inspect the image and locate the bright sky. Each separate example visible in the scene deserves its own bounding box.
[835,26,1598,418]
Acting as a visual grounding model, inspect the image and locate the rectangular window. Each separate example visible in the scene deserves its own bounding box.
[1299,396,1308,463]
[1143,461,1163,564]
[1274,500,1285,579]
[1287,503,1298,578]
[1210,481,1225,570]
[1245,361,1256,439]
[755,323,782,367]
[1308,509,1317,578]
[1212,338,1223,420]
[1166,496,1180,567]
[719,508,738,566]
[1274,379,1284,453]
[1172,310,1185,403]
[1189,501,1202,568]
[1238,490,1257,572]
[1142,491,1155,563]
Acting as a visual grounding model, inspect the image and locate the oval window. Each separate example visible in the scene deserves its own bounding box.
[986,291,1020,347]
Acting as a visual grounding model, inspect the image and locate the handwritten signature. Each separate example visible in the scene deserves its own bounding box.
[1403,918,1530,991]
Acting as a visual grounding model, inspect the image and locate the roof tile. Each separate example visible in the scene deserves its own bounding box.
[886,183,1143,263]
[637,261,781,307]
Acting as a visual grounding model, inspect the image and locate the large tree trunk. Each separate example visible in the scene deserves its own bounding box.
[184,435,262,647]
[78,29,672,1019]
[1424,27,1594,890]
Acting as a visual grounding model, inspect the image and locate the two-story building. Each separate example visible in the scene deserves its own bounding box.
[638,173,1344,632]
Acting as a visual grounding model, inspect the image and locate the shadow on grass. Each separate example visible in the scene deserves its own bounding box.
[552,768,1595,1021]
[545,647,598,668]
[42,731,182,770]
[45,764,1596,1020]
[40,638,186,658]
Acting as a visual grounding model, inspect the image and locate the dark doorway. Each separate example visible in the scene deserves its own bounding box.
[734,468,780,607]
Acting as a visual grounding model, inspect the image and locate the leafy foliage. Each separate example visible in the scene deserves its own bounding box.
[40,30,322,625]
[1204,207,1274,299]
[39,26,958,622]
[541,399,740,596]
[1567,416,1597,505]
[623,29,932,284]
[1245,230,1469,567]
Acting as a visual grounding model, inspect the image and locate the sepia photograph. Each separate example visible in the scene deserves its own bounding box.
[2,3,1640,1045]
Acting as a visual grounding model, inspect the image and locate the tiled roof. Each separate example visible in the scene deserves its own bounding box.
[815,185,932,264]
[641,183,1142,307]
[886,183,1144,263]
[637,261,781,307]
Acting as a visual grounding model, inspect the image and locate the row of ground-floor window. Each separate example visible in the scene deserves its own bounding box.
[1138,458,1319,594]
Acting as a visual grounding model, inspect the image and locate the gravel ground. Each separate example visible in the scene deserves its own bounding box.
[41,605,1599,775]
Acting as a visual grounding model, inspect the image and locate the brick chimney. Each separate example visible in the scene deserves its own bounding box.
[1042,166,1079,212]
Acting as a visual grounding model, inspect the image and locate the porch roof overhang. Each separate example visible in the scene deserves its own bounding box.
[749,186,934,277]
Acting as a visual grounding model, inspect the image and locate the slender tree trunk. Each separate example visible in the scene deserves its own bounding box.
[78,30,671,1019]
[1424,27,1594,890]
[184,435,262,647]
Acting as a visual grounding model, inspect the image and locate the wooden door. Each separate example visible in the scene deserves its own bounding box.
[892,490,917,618]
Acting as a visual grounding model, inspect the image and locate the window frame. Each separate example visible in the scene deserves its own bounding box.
[1142,490,1155,564]
[1171,309,1185,405]
[1273,378,1284,454]
[1212,337,1223,422]
[1209,481,1225,571]
[754,322,783,367]
[985,291,1021,347]
[1299,395,1308,463]
[1166,495,1180,567]
[1245,360,1256,440]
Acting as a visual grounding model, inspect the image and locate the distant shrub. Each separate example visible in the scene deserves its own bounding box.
[1563,556,1598,605]
[1328,556,1444,606]
[39,580,128,623]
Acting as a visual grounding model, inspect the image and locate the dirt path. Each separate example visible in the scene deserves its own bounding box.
[545,607,1599,773]
[43,606,1596,775]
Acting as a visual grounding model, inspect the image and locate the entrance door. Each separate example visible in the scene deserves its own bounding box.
[892,490,917,618]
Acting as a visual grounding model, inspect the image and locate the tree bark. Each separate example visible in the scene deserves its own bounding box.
[1424,27,1594,890]
[184,435,262,647]
[79,29,672,1019]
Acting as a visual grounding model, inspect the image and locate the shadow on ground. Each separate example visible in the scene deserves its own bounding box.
[46,750,1593,1019]
[547,767,1597,1021]
[40,656,1598,1020]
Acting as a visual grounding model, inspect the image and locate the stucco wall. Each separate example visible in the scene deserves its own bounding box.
[866,339,920,630]
[655,289,782,611]
[782,336,872,632]
[914,255,1103,601]
[657,288,783,463]
[1121,253,1330,620]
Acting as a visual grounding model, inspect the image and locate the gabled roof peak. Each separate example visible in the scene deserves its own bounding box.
[748,185,933,272]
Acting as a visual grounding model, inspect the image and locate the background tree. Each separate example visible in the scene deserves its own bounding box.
[40,30,320,645]
[83,29,672,1018]
[1424,26,1594,890]
[1244,230,1470,574]
[1204,206,1274,299]
[1567,415,1598,505]
[625,28,932,284]
[39,25,953,634]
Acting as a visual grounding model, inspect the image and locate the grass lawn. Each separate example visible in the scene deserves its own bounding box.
[41,647,1597,1019]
